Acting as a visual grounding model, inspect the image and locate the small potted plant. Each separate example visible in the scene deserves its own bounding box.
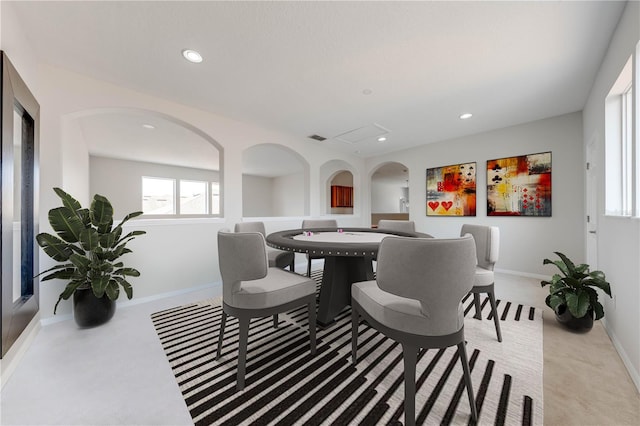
[36,188,146,327]
[541,252,611,331]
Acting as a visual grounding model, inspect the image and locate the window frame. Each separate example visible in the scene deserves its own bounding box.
[142,176,221,218]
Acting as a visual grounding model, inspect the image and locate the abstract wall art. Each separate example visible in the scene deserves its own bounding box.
[487,151,551,216]
[426,162,476,216]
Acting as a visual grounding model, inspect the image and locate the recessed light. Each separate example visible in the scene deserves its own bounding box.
[182,49,203,63]
[142,124,155,129]
[362,89,373,95]
[377,136,387,142]
[459,113,473,120]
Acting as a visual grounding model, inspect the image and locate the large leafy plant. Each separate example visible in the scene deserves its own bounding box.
[541,252,611,320]
[36,188,146,313]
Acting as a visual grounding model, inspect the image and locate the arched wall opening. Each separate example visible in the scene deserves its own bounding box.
[320,159,358,216]
[241,143,309,217]
[63,108,223,218]
[369,161,410,226]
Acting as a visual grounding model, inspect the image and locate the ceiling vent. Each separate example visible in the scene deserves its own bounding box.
[334,123,389,144]
[308,134,327,141]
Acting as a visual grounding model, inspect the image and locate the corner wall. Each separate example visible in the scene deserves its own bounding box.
[582,0,640,390]
[367,112,585,277]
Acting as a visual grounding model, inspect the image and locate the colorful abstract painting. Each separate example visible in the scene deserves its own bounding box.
[426,162,476,216]
[487,152,551,216]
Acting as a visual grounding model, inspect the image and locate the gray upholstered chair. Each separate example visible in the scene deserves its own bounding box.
[301,219,338,277]
[234,221,295,272]
[216,229,317,390]
[460,224,502,342]
[351,235,478,425]
[377,219,416,233]
[376,219,434,239]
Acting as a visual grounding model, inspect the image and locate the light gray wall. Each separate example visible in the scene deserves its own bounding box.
[371,180,405,213]
[273,173,305,216]
[367,112,585,277]
[242,174,274,217]
[90,156,219,215]
[582,1,639,390]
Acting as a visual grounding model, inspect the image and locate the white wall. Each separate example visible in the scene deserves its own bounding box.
[582,1,640,390]
[31,63,365,320]
[367,112,585,277]
[242,174,274,217]
[371,180,406,213]
[90,156,220,214]
[273,173,305,216]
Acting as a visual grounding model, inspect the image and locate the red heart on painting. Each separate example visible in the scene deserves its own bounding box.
[442,201,453,211]
[428,201,440,211]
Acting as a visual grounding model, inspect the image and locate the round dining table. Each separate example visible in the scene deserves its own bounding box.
[266,227,422,326]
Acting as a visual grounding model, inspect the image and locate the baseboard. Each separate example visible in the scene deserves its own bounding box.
[40,282,223,327]
[1,313,41,389]
[494,268,550,281]
[602,319,640,394]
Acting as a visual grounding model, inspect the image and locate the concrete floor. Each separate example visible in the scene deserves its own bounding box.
[0,268,638,425]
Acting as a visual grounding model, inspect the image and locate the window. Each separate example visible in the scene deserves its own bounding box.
[605,56,634,216]
[142,177,175,214]
[142,176,220,216]
[180,180,207,214]
[211,182,220,215]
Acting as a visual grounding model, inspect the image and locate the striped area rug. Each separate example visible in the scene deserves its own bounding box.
[151,271,543,425]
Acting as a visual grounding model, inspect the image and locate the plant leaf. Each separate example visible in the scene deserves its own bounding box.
[565,291,590,318]
[585,277,612,297]
[114,277,134,299]
[555,252,576,276]
[90,194,114,227]
[543,258,569,276]
[41,268,78,282]
[592,301,605,320]
[116,230,146,245]
[36,233,73,261]
[79,228,100,251]
[53,187,82,213]
[115,267,140,277]
[105,280,120,300]
[547,294,564,311]
[49,207,84,243]
[34,263,74,278]
[91,275,110,298]
[68,253,91,273]
[53,280,85,314]
[113,211,144,231]
[100,227,121,249]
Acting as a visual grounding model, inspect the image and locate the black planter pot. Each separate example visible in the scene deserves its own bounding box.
[555,305,594,332]
[73,287,116,328]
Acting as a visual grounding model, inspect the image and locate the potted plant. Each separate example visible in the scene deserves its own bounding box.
[36,188,146,327]
[541,252,612,331]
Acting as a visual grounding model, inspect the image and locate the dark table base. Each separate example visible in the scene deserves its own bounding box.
[316,256,375,326]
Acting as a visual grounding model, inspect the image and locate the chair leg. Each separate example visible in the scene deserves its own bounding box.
[457,342,478,422]
[216,311,227,360]
[289,258,295,273]
[488,291,503,342]
[273,314,278,328]
[473,292,483,320]
[308,300,316,355]
[402,344,418,426]
[236,317,250,391]
[351,306,359,363]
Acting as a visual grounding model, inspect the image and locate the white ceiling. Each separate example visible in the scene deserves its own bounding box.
[8,0,627,174]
